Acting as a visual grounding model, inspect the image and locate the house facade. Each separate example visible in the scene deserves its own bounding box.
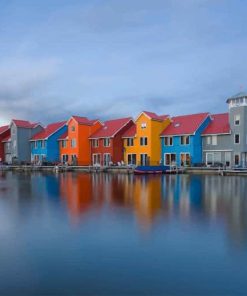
[0,125,10,163]
[202,92,247,167]
[122,111,171,166]
[4,120,43,164]
[59,116,102,165]
[89,117,134,166]
[160,113,211,166]
[30,121,67,164]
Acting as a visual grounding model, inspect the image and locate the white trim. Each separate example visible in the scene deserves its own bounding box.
[201,132,231,136]
[234,133,240,145]
[203,149,233,152]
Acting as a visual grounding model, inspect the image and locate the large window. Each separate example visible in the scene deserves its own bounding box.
[164,153,176,165]
[103,138,110,147]
[164,137,173,146]
[140,154,148,165]
[180,153,190,166]
[180,136,190,145]
[127,154,136,165]
[235,134,240,144]
[92,139,99,148]
[127,138,134,146]
[140,137,148,146]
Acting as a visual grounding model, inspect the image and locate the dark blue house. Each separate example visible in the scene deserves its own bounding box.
[160,113,211,166]
[30,121,67,163]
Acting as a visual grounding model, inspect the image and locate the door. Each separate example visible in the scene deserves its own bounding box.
[93,154,101,166]
[103,154,111,166]
[206,153,213,166]
[140,154,148,166]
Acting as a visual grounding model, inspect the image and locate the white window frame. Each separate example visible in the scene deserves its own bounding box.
[164,137,173,146]
[212,135,217,146]
[140,137,148,146]
[92,139,99,148]
[234,114,240,126]
[103,138,110,147]
[71,138,76,148]
[127,138,134,147]
[180,135,190,145]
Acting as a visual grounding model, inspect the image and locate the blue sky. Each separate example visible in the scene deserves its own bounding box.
[0,0,246,125]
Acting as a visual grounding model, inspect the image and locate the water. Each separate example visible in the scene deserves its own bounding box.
[0,171,247,295]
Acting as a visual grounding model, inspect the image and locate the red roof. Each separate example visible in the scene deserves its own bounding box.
[90,117,132,138]
[58,131,68,141]
[122,124,136,138]
[202,113,230,135]
[12,119,39,128]
[142,111,169,121]
[161,113,209,136]
[31,121,66,140]
[1,135,11,142]
[0,125,9,135]
[71,116,99,125]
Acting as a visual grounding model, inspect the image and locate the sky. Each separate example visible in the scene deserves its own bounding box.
[0,0,247,125]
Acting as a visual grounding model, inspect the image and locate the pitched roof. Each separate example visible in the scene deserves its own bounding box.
[122,124,137,138]
[227,92,247,102]
[12,119,40,128]
[202,113,230,135]
[0,125,9,135]
[161,113,209,136]
[141,111,169,122]
[58,131,68,141]
[71,116,99,125]
[31,121,66,141]
[90,117,132,138]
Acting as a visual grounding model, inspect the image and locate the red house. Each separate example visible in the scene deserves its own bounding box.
[89,117,134,166]
[0,125,10,163]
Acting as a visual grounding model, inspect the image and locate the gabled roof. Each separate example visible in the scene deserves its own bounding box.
[122,124,137,138]
[0,125,9,135]
[58,131,68,141]
[69,116,99,126]
[202,113,230,135]
[90,117,133,139]
[12,119,40,128]
[31,121,66,141]
[160,112,209,136]
[137,111,169,122]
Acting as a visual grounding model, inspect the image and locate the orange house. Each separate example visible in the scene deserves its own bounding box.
[59,116,103,165]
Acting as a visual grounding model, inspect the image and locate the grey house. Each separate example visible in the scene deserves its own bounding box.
[202,92,247,167]
[5,120,43,164]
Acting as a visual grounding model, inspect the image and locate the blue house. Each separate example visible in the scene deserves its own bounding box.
[160,113,211,166]
[30,121,67,164]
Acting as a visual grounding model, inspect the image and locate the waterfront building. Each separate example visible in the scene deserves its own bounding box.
[160,113,210,166]
[202,92,247,167]
[122,111,171,166]
[3,120,43,164]
[30,121,67,164]
[0,125,10,163]
[89,117,134,166]
[59,116,102,165]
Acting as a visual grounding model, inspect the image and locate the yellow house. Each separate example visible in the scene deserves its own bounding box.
[122,111,171,166]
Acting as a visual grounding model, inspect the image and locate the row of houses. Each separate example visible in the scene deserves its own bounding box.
[0,92,247,168]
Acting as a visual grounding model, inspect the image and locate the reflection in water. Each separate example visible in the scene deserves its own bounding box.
[1,171,247,295]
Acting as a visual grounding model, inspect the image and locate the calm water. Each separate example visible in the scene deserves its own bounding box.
[0,172,247,295]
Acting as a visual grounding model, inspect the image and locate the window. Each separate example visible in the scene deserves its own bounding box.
[165,154,176,165]
[164,137,173,146]
[71,139,76,148]
[180,153,190,166]
[180,136,190,145]
[141,123,147,129]
[235,154,240,166]
[234,134,240,144]
[127,138,134,146]
[212,135,217,146]
[71,126,75,132]
[34,141,38,149]
[61,140,67,148]
[206,136,211,145]
[92,139,99,148]
[62,154,68,163]
[127,154,136,165]
[103,138,110,147]
[235,114,240,125]
[140,154,148,165]
[41,140,46,148]
[140,137,148,146]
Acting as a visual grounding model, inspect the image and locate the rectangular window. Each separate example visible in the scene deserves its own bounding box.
[206,136,211,145]
[212,135,217,146]
[61,140,67,148]
[180,136,190,145]
[141,123,147,129]
[235,134,240,144]
[71,126,75,131]
[164,154,176,165]
[127,154,136,165]
[235,114,240,125]
[71,139,76,148]
[164,137,173,146]
[92,139,99,148]
[127,138,134,146]
[140,154,148,165]
[103,138,110,147]
[180,153,190,166]
[41,140,46,148]
[235,154,240,166]
[140,137,148,146]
